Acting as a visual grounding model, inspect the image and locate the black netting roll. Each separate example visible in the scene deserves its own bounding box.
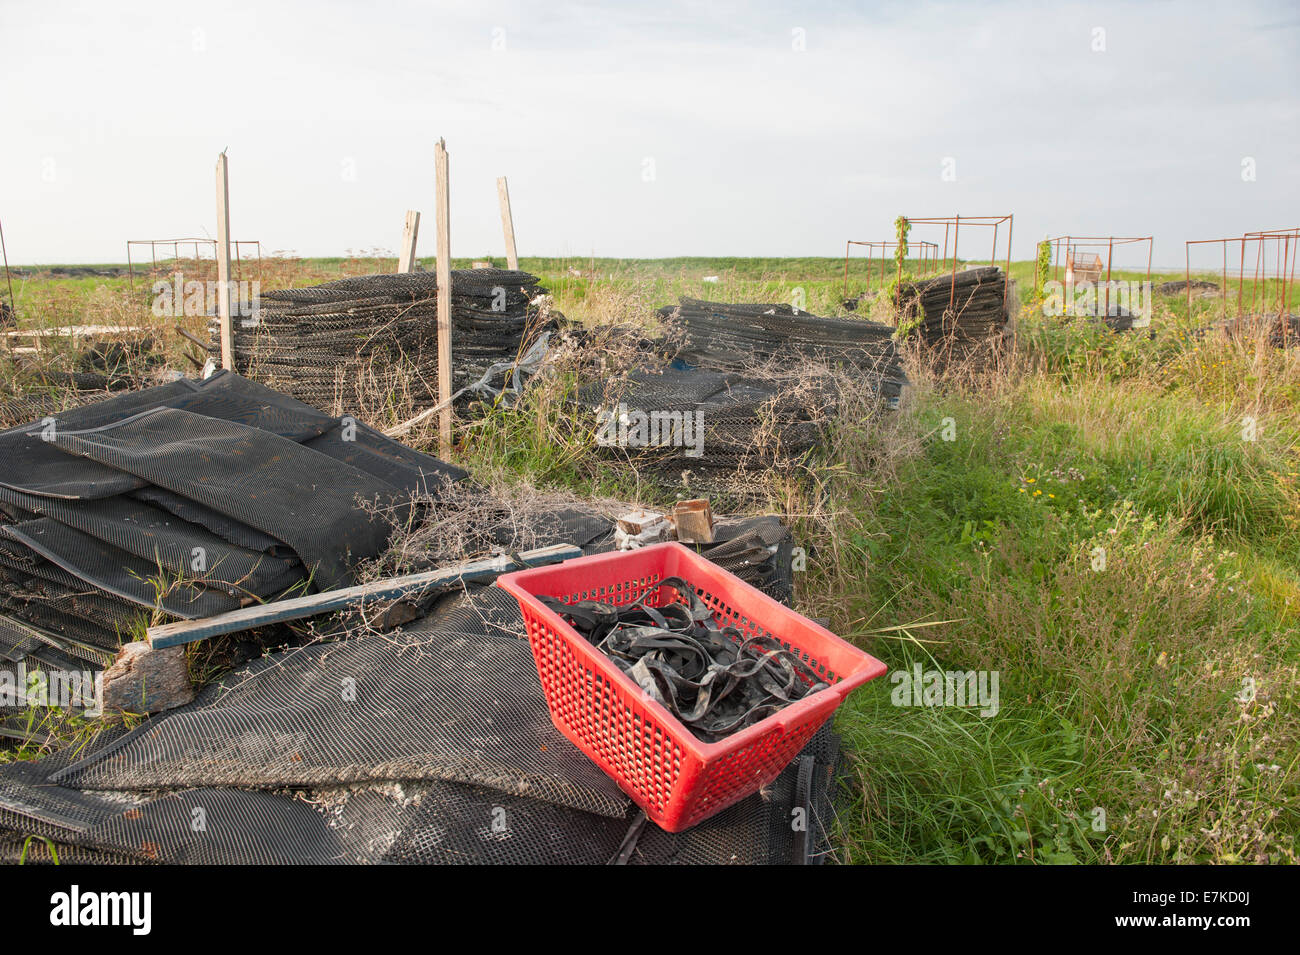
[895,266,1012,368]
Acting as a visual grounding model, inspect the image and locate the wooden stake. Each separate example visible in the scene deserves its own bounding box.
[435,139,453,457]
[497,176,519,270]
[397,209,421,273]
[215,152,234,370]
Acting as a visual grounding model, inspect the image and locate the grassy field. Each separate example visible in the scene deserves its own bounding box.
[2,255,1297,864]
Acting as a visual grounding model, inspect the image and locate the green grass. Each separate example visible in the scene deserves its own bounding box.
[817,375,1298,863]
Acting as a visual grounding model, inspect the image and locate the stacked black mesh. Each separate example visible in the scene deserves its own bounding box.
[0,372,465,692]
[896,266,1012,366]
[658,297,906,401]
[214,269,552,413]
[577,366,840,486]
[575,298,905,489]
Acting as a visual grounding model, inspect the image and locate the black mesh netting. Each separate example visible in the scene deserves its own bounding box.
[50,589,631,818]
[0,371,466,685]
[4,518,250,618]
[215,269,556,414]
[3,733,842,866]
[46,408,401,590]
[0,727,137,840]
[3,727,841,864]
[0,491,301,597]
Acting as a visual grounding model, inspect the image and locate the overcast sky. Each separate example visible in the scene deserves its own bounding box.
[1,0,1296,267]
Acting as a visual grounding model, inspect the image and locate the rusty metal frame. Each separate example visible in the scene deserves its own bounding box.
[898,215,1014,312]
[842,239,939,296]
[126,238,262,292]
[1184,227,1298,342]
[1044,235,1154,315]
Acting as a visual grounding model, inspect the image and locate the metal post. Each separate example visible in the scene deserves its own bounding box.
[1222,240,1227,317]
[1284,234,1293,347]
[1004,215,1013,308]
[1145,238,1152,302]
[1238,238,1246,320]
[1104,236,1114,317]
[949,215,960,312]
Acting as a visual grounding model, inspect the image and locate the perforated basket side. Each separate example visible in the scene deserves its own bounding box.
[683,699,837,828]
[519,601,702,825]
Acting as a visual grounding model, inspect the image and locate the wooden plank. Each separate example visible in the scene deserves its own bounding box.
[434,139,453,457]
[6,325,144,339]
[397,209,421,273]
[497,176,519,270]
[215,152,234,370]
[146,543,580,649]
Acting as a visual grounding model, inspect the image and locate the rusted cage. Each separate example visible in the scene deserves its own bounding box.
[897,214,1015,313]
[1184,227,1298,344]
[126,238,262,292]
[1044,236,1154,315]
[842,240,939,296]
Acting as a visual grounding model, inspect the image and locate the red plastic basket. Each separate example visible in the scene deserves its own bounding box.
[496,541,887,832]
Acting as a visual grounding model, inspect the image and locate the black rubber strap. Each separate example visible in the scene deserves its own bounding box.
[536,578,828,742]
